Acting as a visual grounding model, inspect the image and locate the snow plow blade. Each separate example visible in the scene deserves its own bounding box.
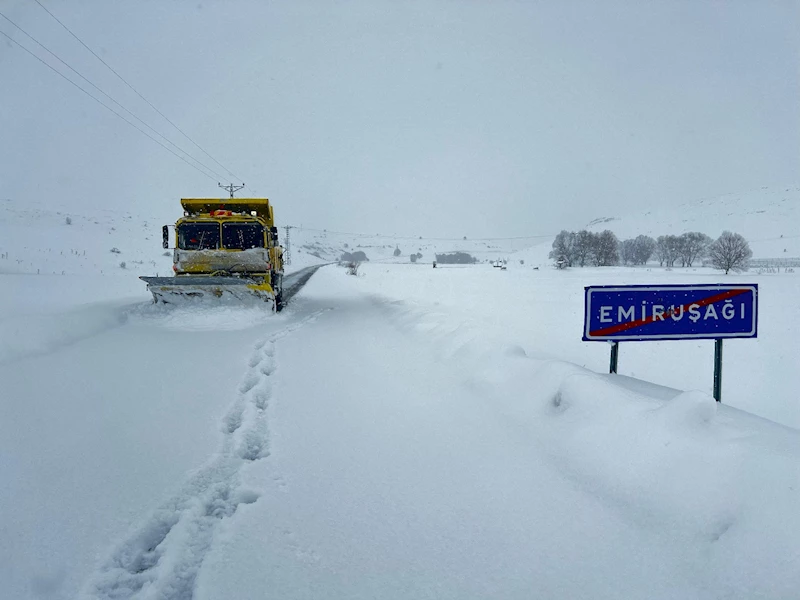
[139,276,278,306]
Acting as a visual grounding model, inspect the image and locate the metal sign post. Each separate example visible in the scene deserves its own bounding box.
[713,339,723,402]
[609,341,619,374]
[583,284,758,402]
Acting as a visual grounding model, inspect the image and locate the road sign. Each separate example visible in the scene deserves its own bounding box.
[583,284,758,342]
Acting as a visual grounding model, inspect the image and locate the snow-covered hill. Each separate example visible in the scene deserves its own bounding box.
[582,185,800,258]
[0,198,173,278]
[291,185,800,267]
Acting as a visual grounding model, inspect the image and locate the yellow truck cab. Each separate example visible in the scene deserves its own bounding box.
[142,198,284,309]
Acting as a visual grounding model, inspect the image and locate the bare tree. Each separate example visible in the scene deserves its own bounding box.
[708,231,752,274]
[632,235,655,265]
[655,236,668,266]
[573,230,594,267]
[619,238,637,265]
[592,230,619,266]
[667,235,683,267]
[678,232,712,267]
[675,235,690,267]
[549,230,576,266]
[655,235,682,267]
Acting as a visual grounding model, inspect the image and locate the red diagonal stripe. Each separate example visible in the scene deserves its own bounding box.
[589,288,751,337]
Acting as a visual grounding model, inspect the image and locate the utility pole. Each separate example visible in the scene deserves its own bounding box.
[218,182,245,198]
[283,225,291,265]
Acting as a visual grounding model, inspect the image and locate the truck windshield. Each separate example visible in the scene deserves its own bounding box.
[222,222,264,249]
[178,223,220,250]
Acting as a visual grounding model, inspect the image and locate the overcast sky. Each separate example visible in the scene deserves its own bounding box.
[2,0,798,238]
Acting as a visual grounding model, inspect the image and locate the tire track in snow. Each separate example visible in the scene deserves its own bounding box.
[80,309,330,600]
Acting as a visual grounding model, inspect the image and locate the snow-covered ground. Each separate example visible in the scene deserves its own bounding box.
[2,193,799,599]
[3,0,798,594]
[2,258,799,600]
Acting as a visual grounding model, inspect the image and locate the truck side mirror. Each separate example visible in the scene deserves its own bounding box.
[162,225,169,249]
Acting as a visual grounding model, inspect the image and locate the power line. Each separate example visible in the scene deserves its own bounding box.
[31,0,243,183]
[0,27,218,181]
[0,10,231,182]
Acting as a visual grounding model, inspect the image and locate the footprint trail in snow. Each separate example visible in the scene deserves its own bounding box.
[80,309,329,600]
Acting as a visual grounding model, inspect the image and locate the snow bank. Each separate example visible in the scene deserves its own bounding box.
[356,262,800,429]
[524,364,800,598]
[0,300,131,364]
[367,280,800,598]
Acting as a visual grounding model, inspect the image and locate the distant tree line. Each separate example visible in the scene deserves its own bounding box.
[550,230,751,273]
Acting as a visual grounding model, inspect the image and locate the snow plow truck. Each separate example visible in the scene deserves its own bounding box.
[140,198,284,310]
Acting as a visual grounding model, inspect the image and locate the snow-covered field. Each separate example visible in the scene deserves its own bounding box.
[2,257,799,600]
